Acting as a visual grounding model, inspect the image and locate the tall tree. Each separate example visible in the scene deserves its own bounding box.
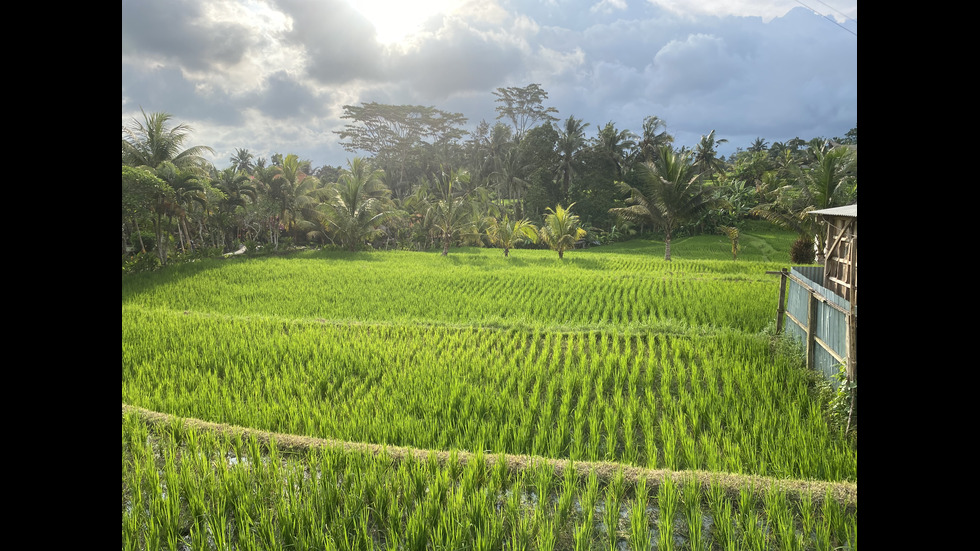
[693,130,728,181]
[610,146,716,261]
[335,102,468,199]
[122,108,213,173]
[268,154,319,249]
[424,168,472,256]
[556,116,589,203]
[539,203,587,259]
[122,166,169,255]
[229,148,255,175]
[594,122,638,179]
[213,167,257,251]
[316,158,391,251]
[492,83,559,142]
[637,116,673,164]
[752,145,855,263]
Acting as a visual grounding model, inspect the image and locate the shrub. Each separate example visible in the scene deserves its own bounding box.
[122,251,160,274]
[790,236,815,264]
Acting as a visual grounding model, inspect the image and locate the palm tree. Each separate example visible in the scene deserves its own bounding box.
[556,116,589,202]
[487,216,538,257]
[425,168,472,256]
[213,167,257,251]
[752,145,856,263]
[490,145,531,217]
[229,148,255,175]
[122,108,213,173]
[316,158,391,251]
[539,203,586,259]
[638,116,673,164]
[122,109,214,262]
[692,130,728,182]
[594,122,638,178]
[609,146,716,261]
[268,154,319,249]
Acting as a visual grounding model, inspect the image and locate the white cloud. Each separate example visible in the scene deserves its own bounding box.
[646,0,856,23]
[590,0,628,14]
[123,0,856,168]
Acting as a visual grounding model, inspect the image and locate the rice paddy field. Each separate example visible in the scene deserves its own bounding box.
[122,226,858,550]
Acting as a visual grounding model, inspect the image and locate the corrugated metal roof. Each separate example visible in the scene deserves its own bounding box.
[810,204,857,218]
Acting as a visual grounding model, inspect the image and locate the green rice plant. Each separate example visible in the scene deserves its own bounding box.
[255,505,278,551]
[814,519,831,551]
[629,478,651,551]
[556,463,577,528]
[405,501,429,551]
[510,508,536,551]
[712,495,737,551]
[683,478,705,551]
[121,504,142,551]
[207,491,231,551]
[603,487,621,550]
[846,517,857,551]
[657,476,679,551]
[534,460,555,515]
[737,484,756,530]
[796,491,815,549]
[581,468,600,523]
[492,452,510,495]
[537,516,557,551]
[472,505,504,551]
[574,513,594,551]
[741,511,768,551]
[505,470,526,532]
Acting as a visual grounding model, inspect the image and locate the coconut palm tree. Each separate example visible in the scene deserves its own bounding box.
[638,116,673,164]
[425,168,472,256]
[315,157,391,251]
[229,148,255,175]
[556,116,589,202]
[594,121,638,178]
[122,108,213,174]
[609,146,716,261]
[539,203,586,259]
[213,167,257,251]
[692,130,728,182]
[752,145,856,263]
[268,154,319,249]
[487,216,538,257]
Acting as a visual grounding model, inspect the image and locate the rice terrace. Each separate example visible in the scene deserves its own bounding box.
[122,225,858,550]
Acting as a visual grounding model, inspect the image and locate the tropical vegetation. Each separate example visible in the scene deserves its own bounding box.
[122,84,855,270]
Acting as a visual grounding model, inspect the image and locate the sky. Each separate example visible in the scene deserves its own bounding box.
[121,0,857,171]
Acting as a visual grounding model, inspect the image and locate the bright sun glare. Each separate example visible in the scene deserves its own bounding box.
[346,0,461,45]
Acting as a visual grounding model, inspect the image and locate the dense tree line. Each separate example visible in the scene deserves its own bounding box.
[122,86,856,270]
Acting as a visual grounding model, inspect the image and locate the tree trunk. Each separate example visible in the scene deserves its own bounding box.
[558,249,564,259]
[664,232,672,261]
[504,247,510,257]
[133,218,146,252]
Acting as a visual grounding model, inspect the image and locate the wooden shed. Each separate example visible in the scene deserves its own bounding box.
[810,204,857,305]
[774,203,857,418]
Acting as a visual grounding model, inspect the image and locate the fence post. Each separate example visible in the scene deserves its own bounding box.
[776,268,788,333]
[806,289,818,371]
